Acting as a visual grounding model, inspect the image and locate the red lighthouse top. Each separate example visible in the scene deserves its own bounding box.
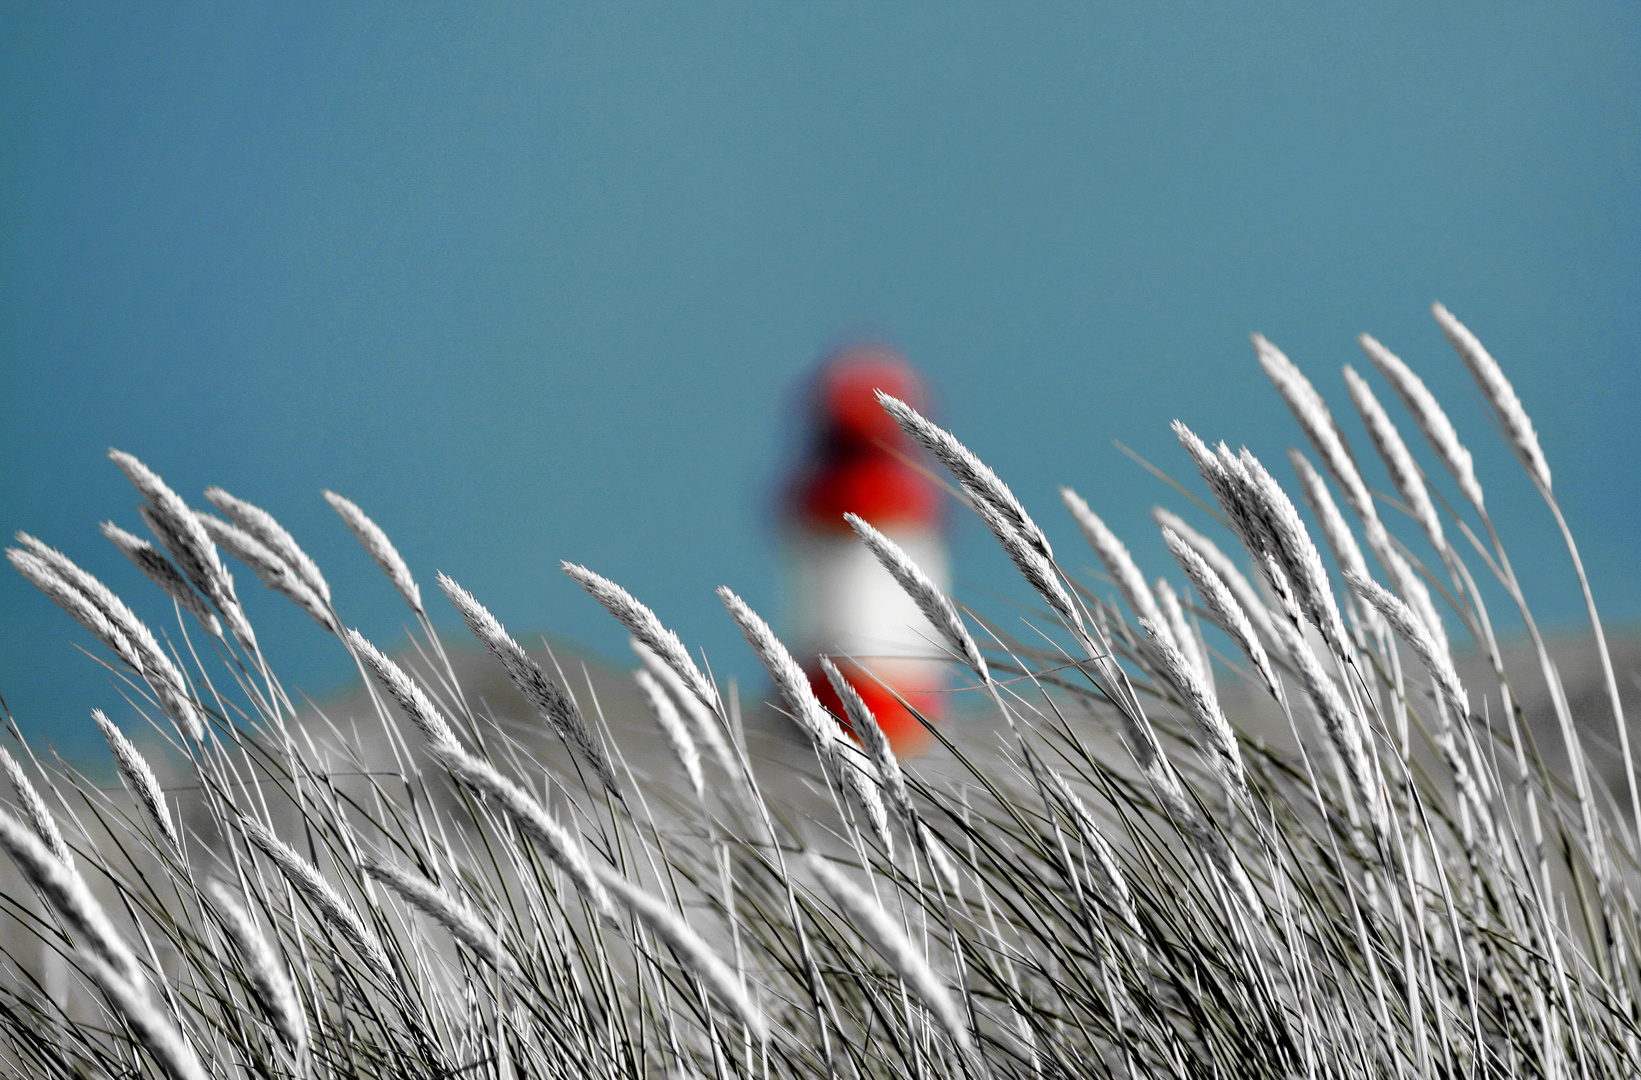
[785,344,943,534]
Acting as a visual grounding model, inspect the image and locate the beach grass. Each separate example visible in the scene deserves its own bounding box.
[1,301,1636,1078]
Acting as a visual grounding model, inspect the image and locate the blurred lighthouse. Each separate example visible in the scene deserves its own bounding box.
[781,342,950,754]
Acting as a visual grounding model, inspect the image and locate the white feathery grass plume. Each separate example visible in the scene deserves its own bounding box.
[877,389,1053,561]
[1154,576,1214,708]
[430,744,617,924]
[8,548,138,665]
[100,521,223,640]
[323,490,423,616]
[632,639,742,795]
[634,668,704,803]
[969,495,1082,632]
[363,858,519,977]
[563,562,717,710]
[15,533,184,687]
[77,950,207,1080]
[1160,527,1281,704]
[1271,618,1387,840]
[108,450,241,616]
[92,710,181,854]
[806,853,978,1064]
[139,504,256,651]
[0,746,71,866]
[344,629,461,752]
[841,760,896,860]
[1343,572,1469,720]
[1373,533,1448,659]
[1140,619,1246,796]
[1358,332,1486,510]
[593,864,769,1043]
[844,512,988,679]
[1288,453,1372,587]
[195,513,337,633]
[1288,450,1392,647]
[1044,770,1140,936]
[1252,335,1375,523]
[1145,762,1264,920]
[206,881,306,1056]
[204,486,331,603]
[242,817,394,981]
[1152,506,1278,648]
[715,593,894,853]
[918,823,963,898]
[1173,424,1301,623]
[0,806,142,986]
[1060,489,1173,651]
[437,574,618,795]
[1343,365,1445,551]
[1237,449,1352,658]
[6,547,205,742]
[719,587,844,762]
[1432,302,1551,492]
[821,657,914,832]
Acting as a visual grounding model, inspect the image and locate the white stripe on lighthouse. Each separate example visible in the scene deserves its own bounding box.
[783,527,950,661]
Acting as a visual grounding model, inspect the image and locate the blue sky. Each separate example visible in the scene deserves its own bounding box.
[3,4,1637,759]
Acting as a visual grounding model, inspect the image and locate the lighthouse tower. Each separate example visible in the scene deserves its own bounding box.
[782,343,950,754]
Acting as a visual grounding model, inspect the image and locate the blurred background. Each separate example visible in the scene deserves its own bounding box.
[2,4,1637,761]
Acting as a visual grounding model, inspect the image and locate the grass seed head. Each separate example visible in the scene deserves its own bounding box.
[196,512,336,633]
[877,389,1053,561]
[595,865,769,1043]
[1432,301,1551,492]
[1344,365,1445,551]
[204,486,331,603]
[242,817,394,981]
[807,853,978,1064]
[206,881,307,1056]
[92,710,181,854]
[0,805,142,987]
[438,572,618,795]
[845,512,987,679]
[100,521,223,639]
[345,628,461,752]
[323,490,423,615]
[635,667,705,803]
[1359,331,1485,510]
[0,745,72,867]
[363,858,519,977]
